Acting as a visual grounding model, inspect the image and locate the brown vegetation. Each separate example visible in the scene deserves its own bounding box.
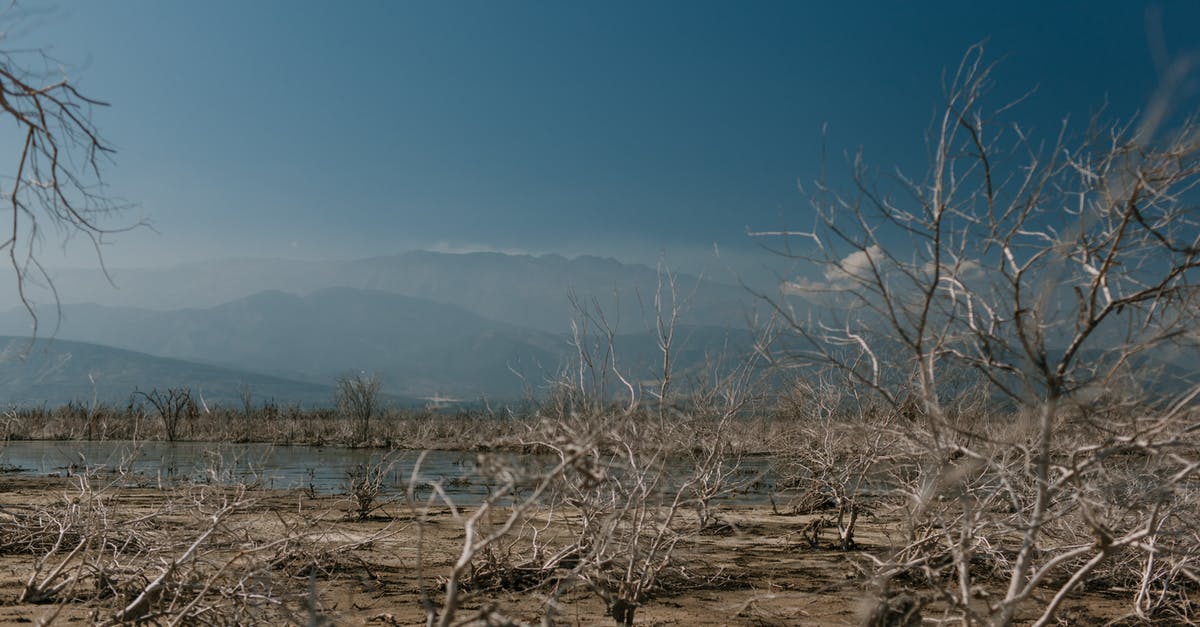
[3,403,1193,625]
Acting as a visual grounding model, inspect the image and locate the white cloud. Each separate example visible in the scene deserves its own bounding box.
[780,277,827,296]
[825,245,882,284]
[426,241,539,257]
[780,245,882,299]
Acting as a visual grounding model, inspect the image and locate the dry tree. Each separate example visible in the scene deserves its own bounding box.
[344,449,400,520]
[754,44,1200,625]
[406,447,587,627]
[0,8,140,336]
[336,372,382,445]
[131,387,198,442]
[404,271,762,626]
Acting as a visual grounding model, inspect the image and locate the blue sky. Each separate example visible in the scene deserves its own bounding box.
[7,1,1200,272]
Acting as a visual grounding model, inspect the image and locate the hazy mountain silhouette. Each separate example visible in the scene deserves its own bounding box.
[0,336,350,407]
[0,285,762,401]
[336,251,754,333]
[5,251,758,334]
[0,288,570,399]
[0,251,772,401]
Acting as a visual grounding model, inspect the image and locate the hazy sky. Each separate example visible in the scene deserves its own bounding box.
[7,1,1200,271]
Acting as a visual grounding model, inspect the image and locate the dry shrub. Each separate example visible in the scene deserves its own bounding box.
[754,44,1200,626]
[2,455,390,625]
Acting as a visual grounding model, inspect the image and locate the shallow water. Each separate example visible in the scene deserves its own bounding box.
[0,440,776,505]
[0,440,485,496]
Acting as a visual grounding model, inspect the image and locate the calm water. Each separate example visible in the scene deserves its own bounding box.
[0,440,774,504]
[0,440,485,496]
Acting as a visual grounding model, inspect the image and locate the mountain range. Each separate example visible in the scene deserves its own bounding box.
[5,251,758,333]
[0,251,768,405]
[0,336,347,407]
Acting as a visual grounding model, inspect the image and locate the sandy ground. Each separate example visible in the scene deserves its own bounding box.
[0,475,1136,626]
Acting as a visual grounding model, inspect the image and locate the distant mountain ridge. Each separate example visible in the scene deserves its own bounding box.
[0,288,570,399]
[0,250,767,402]
[0,288,761,401]
[2,250,756,334]
[0,336,356,407]
[338,251,752,333]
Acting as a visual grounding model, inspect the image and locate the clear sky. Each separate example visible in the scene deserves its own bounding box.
[6,1,1199,272]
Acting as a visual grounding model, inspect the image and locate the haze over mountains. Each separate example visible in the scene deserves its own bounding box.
[0,251,767,406]
[0,336,344,407]
[5,251,757,333]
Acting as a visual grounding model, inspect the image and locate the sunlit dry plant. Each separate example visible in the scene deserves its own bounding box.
[755,43,1200,625]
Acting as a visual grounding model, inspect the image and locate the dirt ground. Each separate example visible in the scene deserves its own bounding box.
[0,475,1135,626]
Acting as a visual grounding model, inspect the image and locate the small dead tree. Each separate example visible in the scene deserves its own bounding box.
[563,286,638,414]
[239,382,255,417]
[133,387,197,442]
[528,418,704,627]
[779,418,897,550]
[344,450,400,520]
[651,262,680,420]
[336,372,381,444]
[407,447,586,627]
[684,342,767,532]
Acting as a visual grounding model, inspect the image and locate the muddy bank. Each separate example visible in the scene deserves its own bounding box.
[0,476,1131,626]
